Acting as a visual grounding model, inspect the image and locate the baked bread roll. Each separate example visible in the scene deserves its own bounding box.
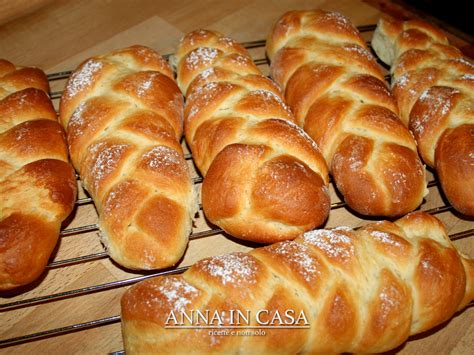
[0,59,77,291]
[59,46,197,270]
[372,17,474,216]
[174,29,330,243]
[266,10,428,217]
[121,211,474,353]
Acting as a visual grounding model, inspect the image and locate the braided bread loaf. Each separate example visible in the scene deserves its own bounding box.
[0,59,77,291]
[121,211,474,353]
[174,30,330,243]
[266,10,428,217]
[59,46,197,270]
[372,17,474,216]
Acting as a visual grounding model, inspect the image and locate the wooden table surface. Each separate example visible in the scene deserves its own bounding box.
[0,1,473,354]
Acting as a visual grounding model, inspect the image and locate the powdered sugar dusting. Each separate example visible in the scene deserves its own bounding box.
[143,249,156,267]
[136,74,156,97]
[230,54,251,66]
[252,89,288,110]
[191,80,220,98]
[135,46,165,65]
[11,91,31,109]
[370,230,402,247]
[142,145,182,170]
[461,73,474,80]
[348,155,363,171]
[249,89,294,117]
[200,253,257,285]
[14,125,29,141]
[379,284,401,317]
[181,29,210,46]
[270,241,320,282]
[394,73,410,91]
[380,290,396,307]
[412,88,460,135]
[342,44,374,61]
[89,142,129,192]
[392,171,407,185]
[420,256,444,278]
[303,229,355,262]
[187,81,232,120]
[418,89,430,102]
[169,90,183,112]
[391,171,407,203]
[66,59,103,99]
[218,35,237,47]
[454,57,474,68]
[322,11,357,34]
[334,140,365,172]
[185,47,220,71]
[102,180,133,216]
[68,102,88,136]
[155,278,199,312]
[262,159,309,192]
[199,67,215,81]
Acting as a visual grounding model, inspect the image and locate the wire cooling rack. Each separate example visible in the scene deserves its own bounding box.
[1,24,473,353]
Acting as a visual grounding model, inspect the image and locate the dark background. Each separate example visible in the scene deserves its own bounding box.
[403,0,473,38]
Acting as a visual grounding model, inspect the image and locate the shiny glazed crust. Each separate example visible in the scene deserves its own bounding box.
[59,46,197,270]
[121,211,474,353]
[372,17,474,215]
[267,10,428,217]
[175,29,331,243]
[0,59,77,291]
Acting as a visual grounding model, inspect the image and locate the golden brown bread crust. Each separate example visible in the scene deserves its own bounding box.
[121,211,474,353]
[0,59,77,291]
[372,17,474,215]
[267,10,427,217]
[175,29,330,243]
[59,46,197,270]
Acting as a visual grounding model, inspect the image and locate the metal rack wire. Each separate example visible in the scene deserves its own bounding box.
[1,24,473,351]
